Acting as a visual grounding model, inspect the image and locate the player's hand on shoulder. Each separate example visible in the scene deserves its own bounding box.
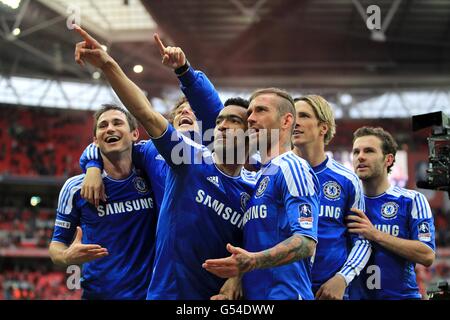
[346,208,380,241]
[81,167,106,208]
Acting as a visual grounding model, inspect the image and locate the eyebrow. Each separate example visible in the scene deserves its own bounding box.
[175,107,194,114]
[216,114,244,122]
[352,146,377,152]
[98,118,125,125]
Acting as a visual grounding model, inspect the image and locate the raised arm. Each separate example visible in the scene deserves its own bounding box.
[74,25,166,138]
[154,33,223,134]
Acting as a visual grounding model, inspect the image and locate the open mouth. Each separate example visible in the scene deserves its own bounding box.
[179,117,194,126]
[105,135,121,144]
[293,129,303,135]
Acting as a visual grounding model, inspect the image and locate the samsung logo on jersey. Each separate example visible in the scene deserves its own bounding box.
[242,205,267,227]
[97,197,154,217]
[375,224,399,237]
[195,190,243,228]
[319,205,341,219]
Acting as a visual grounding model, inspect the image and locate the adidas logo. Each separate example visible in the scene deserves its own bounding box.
[207,176,220,187]
[155,154,164,161]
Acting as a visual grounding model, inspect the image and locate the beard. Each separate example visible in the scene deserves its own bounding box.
[357,162,385,181]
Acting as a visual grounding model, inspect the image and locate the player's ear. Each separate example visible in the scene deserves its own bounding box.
[319,122,328,136]
[93,136,98,144]
[385,153,395,167]
[131,128,139,142]
[282,113,294,130]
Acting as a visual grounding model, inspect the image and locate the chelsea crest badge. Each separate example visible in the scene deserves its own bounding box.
[323,181,341,200]
[133,177,149,194]
[381,202,399,220]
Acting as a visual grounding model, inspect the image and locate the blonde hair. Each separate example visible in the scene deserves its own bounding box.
[295,95,336,145]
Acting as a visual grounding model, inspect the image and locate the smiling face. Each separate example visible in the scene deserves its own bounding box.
[93,109,139,156]
[172,102,198,132]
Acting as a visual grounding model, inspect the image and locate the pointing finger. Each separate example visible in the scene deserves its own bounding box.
[74,25,100,48]
[154,33,166,56]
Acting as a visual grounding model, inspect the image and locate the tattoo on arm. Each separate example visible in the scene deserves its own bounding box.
[254,234,315,270]
[236,255,255,273]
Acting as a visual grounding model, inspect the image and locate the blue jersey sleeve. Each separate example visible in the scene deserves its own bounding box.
[152,121,211,171]
[346,177,368,244]
[52,175,85,245]
[409,192,436,251]
[277,159,320,243]
[177,66,224,137]
[132,140,156,172]
[79,143,103,172]
[349,178,365,213]
[337,239,372,286]
[79,142,149,172]
[337,176,371,285]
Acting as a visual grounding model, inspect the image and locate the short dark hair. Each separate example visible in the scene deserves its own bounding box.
[353,126,398,173]
[250,87,295,119]
[224,97,249,109]
[93,104,138,136]
[168,96,190,124]
[250,88,296,133]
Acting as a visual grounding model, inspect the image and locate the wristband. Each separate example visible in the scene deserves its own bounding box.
[174,60,190,76]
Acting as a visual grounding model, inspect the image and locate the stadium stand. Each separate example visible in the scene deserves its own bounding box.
[0,105,448,299]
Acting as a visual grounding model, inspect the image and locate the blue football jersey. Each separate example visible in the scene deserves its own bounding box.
[80,66,223,208]
[51,170,157,299]
[177,65,224,145]
[242,151,320,300]
[349,186,436,300]
[147,123,257,300]
[310,157,371,294]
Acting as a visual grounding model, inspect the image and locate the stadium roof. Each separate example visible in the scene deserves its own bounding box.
[0,0,449,116]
